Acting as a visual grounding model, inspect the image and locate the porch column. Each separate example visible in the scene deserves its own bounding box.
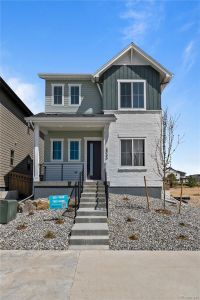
[34,123,40,182]
[103,124,109,179]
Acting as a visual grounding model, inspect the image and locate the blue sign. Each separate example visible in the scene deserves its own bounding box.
[49,195,69,210]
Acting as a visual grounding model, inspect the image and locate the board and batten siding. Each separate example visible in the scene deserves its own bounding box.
[44,130,103,162]
[45,80,102,114]
[101,65,161,111]
[0,89,44,190]
[106,112,162,188]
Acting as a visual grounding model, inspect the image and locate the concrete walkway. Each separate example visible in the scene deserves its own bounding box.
[0,251,200,300]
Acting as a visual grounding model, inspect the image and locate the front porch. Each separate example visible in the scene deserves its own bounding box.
[28,114,115,189]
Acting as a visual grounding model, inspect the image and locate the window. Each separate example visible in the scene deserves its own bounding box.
[120,139,145,167]
[10,150,14,166]
[68,139,81,161]
[51,139,63,161]
[118,80,146,109]
[52,84,64,105]
[69,84,81,105]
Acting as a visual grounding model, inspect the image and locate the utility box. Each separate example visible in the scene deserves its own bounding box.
[0,200,18,224]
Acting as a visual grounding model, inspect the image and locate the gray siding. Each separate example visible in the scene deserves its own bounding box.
[45,80,102,114]
[101,65,161,110]
[44,163,83,181]
[0,89,44,189]
[44,130,102,162]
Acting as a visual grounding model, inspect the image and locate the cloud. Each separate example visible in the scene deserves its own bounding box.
[0,65,43,114]
[120,0,164,44]
[182,40,196,72]
[6,77,43,114]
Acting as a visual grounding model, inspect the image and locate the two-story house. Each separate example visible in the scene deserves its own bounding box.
[26,43,173,199]
[0,77,44,197]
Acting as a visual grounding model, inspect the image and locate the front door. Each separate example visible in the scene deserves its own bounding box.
[87,141,101,180]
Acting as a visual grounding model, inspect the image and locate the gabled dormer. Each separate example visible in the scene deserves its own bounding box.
[93,43,173,112]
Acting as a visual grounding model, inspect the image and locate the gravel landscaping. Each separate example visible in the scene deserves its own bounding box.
[0,207,74,250]
[108,194,200,250]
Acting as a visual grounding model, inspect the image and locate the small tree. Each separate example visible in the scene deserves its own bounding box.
[166,173,178,188]
[187,176,197,188]
[153,108,182,209]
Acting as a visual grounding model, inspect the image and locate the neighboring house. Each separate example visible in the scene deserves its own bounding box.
[26,43,173,198]
[166,167,186,182]
[0,77,44,194]
[187,174,200,183]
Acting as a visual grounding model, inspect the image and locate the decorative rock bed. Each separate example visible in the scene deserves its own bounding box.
[0,206,74,250]
[108,194,200,250]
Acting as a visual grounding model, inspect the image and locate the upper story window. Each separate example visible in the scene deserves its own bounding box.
[120,138,145,167]
[118,80,146,110]
[52,84,64,105]
[51,139,63,161]
[69,84,81,106]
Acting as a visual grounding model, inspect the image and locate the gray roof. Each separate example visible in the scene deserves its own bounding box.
[29,112,115,118]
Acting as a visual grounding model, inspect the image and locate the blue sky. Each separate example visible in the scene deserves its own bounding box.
[1,0,200,174]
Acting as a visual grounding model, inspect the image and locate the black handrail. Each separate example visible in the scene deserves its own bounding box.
[104,170,109,218]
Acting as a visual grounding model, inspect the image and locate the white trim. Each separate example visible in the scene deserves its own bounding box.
[117,79,146,111]
[84,137,103,181]
[68,84,82,106]
[50,138,64,162]
[68,139,81,162]
[93,43,173,79]
[119,137,146,169]
[26,116,116,123]
[51,84,65,106]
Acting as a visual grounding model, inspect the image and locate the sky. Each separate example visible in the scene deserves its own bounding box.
[0,0,200,175]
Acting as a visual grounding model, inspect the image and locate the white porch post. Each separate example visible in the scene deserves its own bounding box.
[34,123,40,182]
[103,124,109,180]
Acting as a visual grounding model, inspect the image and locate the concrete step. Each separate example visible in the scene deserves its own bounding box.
[81,198,105,203]
[70,235,109,245]
[77,208,107,216]
[83,188,97,193]
[75,216,107,223]
[69,245,109,250]
[71,223,108,236]
[79,202,96,208]
[81,193,97,197]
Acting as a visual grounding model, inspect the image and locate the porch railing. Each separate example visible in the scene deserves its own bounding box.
[40,162,84,182]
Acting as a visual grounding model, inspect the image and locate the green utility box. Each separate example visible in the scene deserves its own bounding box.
[0,200,18,224]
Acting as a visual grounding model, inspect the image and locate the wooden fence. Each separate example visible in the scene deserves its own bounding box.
[9,172,32,196]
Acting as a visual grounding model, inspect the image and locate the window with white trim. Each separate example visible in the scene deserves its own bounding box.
[118,80,146,109]
[69,84,81,105]
[68,140,81,161]
[51,140,63,161]
[53,85,64,105]
[120,139,145,166]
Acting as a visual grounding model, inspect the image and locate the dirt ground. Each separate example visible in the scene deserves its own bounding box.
[170,186,200,208]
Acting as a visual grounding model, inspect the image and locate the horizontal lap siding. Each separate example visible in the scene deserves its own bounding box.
[45,80,102,114]
[0,90,44,189]
[45,163,83,181]
[44,130,102,162]
[102,65,161,110]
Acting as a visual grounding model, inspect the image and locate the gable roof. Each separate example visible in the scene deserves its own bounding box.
[38,42,173,90]
[93,42,173,88]
[0,77,32,116]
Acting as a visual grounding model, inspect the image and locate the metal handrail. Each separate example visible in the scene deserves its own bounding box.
[104,170,109,218]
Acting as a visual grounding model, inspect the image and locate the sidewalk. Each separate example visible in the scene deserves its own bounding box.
[0,250,200,300]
